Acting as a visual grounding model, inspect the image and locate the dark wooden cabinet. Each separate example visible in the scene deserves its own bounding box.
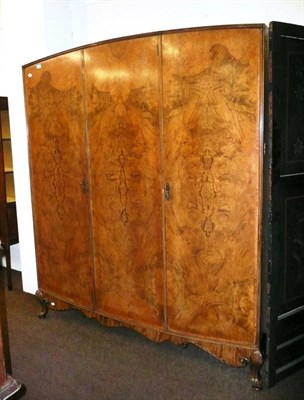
[0,270,21,398]
[22,22,304,390]
[0,98,19,291]
[0,318,21,399]
[266,21,304,387]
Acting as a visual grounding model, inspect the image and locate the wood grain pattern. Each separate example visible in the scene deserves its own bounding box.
[41,289,254,367]
[23,52,94,308]
[85,37,164,328]
[24,26,265,368]
[162,28,263,345]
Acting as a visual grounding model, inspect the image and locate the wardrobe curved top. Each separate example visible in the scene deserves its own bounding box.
[22,23,266,68]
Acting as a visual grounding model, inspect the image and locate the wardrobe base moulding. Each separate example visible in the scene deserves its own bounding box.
[35,289,264,391]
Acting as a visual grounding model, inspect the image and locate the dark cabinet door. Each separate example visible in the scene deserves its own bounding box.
[23,52,94,309]
[268,21,304,387]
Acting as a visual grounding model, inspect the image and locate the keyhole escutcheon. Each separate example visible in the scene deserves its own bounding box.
[164,183,171,200]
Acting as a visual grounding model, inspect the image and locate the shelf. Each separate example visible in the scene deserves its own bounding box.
[0,111,10,139]
[7,196,16,203]
[3,140,13,170]
[0,97,19,291]
[5,174,15,200]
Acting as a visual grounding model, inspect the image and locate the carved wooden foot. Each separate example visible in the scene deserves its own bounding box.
[249,350,264,391]
[35,290,49,319]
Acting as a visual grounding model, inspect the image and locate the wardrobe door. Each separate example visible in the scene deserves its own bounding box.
[24,52,94,308]
[162,27,264,345]
[85,36,164,328]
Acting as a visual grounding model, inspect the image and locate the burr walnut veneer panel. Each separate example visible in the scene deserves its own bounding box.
[23,25,266,388]
[85,37,164,328]
[24,53,94,309]
[163,28,263,346]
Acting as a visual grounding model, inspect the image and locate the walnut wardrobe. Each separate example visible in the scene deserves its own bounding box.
[22,22,304,390]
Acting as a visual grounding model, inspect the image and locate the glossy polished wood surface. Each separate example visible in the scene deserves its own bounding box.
[162,28,263,345]
[24,25,265,368]
[85,37,164,328]
[24,53,94,308]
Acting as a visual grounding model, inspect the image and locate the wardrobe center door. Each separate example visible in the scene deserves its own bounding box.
[85,37,164,328]
[162,27,264,345]
[24,52,94,308]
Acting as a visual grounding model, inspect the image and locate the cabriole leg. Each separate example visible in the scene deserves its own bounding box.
[250,350,264,391]
[35,290,49,319]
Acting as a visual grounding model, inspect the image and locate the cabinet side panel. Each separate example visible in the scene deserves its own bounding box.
[23,53,94,308]
[85,37,164,328]
[163,27,263,345]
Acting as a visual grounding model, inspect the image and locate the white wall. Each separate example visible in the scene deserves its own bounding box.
[0,0,303,294]
[70,0,304,46]
[0,0,47,292]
